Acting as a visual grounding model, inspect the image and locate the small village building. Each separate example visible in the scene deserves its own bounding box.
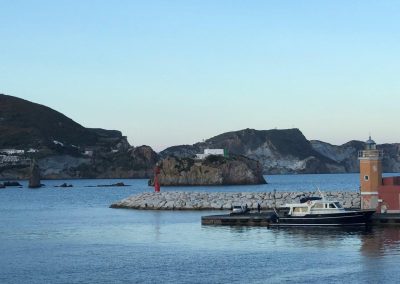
[195,149,228,160]
[0,149,25,155]
[84,150,94,157]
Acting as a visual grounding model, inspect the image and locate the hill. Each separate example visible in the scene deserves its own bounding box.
[0,94,122,149]
[161,128,341,174]
[0,94,158,179]
[161,128,400,174]
[1,94,399,177]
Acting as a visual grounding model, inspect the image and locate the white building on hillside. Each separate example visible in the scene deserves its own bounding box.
[195,149,226,160]
[0,149,25,155]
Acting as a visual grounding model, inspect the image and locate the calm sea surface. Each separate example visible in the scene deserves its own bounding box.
[1,174,400,283]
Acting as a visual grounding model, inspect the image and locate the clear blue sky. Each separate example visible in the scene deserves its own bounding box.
[1,1,399,151]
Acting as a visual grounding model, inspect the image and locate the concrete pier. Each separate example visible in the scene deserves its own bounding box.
[110,191,361,210]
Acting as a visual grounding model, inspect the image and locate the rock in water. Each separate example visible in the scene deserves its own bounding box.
[28,159,41,188]
[3,181,22,186]
[149,155,267,186]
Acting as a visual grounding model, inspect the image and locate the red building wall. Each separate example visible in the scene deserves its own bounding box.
[382,176,400,186]
[378,177,400,213]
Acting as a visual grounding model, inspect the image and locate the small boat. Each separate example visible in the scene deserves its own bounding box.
[274,193,375,226]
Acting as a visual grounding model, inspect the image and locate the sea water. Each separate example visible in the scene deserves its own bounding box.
[1,174,400,283]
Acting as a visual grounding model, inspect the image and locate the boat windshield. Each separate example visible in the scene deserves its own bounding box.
[334,202,342,208]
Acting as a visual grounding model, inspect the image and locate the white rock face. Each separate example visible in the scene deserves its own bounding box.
[110,191,361,210]
[38,155,90,177]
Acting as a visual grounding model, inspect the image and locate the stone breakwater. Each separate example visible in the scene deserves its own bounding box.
[110,191,361,210]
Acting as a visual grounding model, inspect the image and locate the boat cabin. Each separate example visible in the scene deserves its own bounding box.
[284,200,345,216]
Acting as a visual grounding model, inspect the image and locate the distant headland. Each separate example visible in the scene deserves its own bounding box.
[1,94,399,181]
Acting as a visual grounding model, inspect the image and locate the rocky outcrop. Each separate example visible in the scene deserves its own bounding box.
[310,140,362,172]
[2,94,400,177]
[3,181,22,186]
[379,143,400,173]
[0,145,159,180]
[76,145,158,179]
[151,155,266,186]
[34,145,159,179]
[311,140,400,173]
[28,159,41,188]
[110,191,361,210]
[160,128,344,174]
[161,128,400,174]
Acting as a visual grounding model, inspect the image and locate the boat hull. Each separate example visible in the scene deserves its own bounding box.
[276,210,375,226]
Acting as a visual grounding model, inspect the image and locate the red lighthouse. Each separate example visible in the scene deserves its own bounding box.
[154,165,160,192]
[358,136,383,210]
[358,136,400,214]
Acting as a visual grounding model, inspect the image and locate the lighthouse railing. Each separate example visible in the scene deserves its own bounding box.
[358,150,383,159]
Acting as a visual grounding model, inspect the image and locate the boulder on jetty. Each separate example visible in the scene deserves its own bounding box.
[149,155,266,186]
[110,191,361,210]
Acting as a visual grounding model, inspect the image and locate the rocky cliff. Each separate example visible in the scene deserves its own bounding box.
[161,128,400,174]
[310,140,363,173]
[311,140,400,173]
[151,155,266,186]
[2,94,399,178]
[70,145,159,179]
[161,128,344,174]
[380,143,400,172]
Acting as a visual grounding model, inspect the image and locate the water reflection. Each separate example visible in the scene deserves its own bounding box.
[361,226,400,257]
[267,226,370,251]
[150,211,162,242]
[216,224,400,259]
[203,224,400,255]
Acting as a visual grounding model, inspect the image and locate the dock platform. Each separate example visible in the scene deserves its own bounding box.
[372,213,400,225]
[202,212,400,227]
[201,212,277,226]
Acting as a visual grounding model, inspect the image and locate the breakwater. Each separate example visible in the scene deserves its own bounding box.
[110,191,361,210]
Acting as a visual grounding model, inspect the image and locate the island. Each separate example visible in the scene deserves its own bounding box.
[149,154,266,186]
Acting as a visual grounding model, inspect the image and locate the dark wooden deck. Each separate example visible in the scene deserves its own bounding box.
[201,212,277,226]
[202,212,400,226]
[372,213,400,225]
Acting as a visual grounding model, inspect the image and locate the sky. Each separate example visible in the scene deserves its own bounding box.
[1,0,399,151]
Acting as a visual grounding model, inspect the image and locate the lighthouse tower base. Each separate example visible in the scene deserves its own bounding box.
[361,193,379,210]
